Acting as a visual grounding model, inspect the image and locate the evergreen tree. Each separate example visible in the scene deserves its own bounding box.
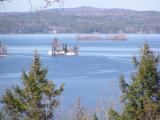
[93,113,98,120]
[119,74,128,94]
[1,51,64,120]
[108,109,124,120]
[109,43,160,120]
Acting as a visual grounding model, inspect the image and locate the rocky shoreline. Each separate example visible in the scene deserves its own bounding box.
[0,41,7,56]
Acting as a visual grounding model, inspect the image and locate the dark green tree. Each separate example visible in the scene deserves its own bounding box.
[109,43,160,120]
[1,51,64,120]
[108,109,124,120]
[119,74,128,94]
[93,113,98,120]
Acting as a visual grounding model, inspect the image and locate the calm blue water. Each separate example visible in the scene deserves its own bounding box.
[0,34,160,109]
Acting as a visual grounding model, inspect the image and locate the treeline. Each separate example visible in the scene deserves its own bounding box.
[0,7,160,33]
[0,43,160,120]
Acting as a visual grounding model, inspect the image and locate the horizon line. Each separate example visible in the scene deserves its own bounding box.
[1,6,160,13]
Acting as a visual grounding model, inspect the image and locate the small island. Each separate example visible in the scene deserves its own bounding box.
[76,33,127,41]
[76,34,103,40]
[106,34,127,41]
[0,41,7,56]
[48,38,78,56]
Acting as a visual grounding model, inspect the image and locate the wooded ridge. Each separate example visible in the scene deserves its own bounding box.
[0,6,160,34]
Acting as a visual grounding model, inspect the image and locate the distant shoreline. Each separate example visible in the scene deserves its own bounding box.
[0,7,160,34]
[0,33,160,35]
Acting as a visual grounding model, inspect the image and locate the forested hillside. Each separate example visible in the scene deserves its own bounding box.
[0,6,160,34]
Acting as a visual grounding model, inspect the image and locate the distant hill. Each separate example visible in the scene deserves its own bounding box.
[0,6,160,34]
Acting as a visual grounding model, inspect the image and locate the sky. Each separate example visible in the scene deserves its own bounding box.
[0,0,160,12]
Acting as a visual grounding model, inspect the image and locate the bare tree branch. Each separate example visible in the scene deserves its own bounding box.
[42,0,64,9]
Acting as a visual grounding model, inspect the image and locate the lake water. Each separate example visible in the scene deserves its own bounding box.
[0,34,160,110]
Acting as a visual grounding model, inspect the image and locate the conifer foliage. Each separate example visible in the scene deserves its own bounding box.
[109,43,160,120]
[1,51,64,120]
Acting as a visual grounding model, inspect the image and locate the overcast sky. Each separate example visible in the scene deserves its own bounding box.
[1,0,160,12]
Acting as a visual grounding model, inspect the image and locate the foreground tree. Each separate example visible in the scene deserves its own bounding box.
[93,113,98,120]
[1,51,64,120]
[109,43,160,120]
